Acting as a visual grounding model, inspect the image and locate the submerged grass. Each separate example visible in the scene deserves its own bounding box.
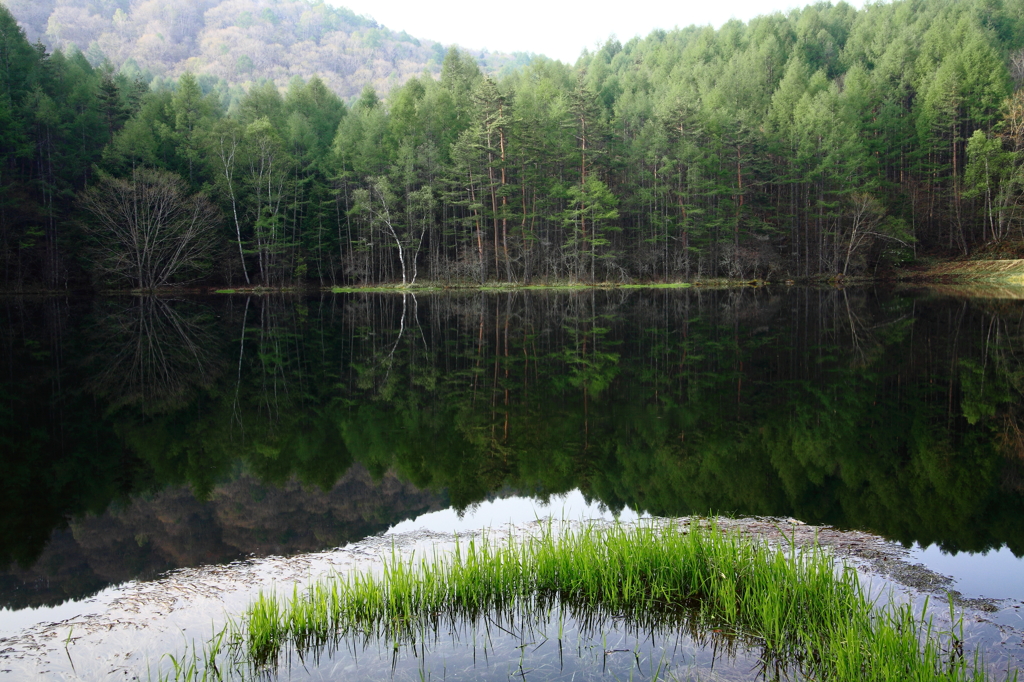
[163,521,1007,681]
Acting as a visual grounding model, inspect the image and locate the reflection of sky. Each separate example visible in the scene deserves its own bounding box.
[9,500,1021,645]
[0,587,119,639]
[910,544,1024,601]
[386,490,643,535]
[391,492,1024,603]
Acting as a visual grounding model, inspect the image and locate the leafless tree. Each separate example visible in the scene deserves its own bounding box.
[840,193,912,276]
[79,168,220,290]
[354,177,427,286]
[1010,48,1024,90]
[210,119,250,284]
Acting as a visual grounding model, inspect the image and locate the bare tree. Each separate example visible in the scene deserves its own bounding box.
[354,177,427,286]
[1010,48,1024,90]
[840,193,912,277]
[210,119,250,284]
[243,117,290,285]
[79,168,220,290]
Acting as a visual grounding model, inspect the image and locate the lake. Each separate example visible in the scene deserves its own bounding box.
[2,286,1024,679]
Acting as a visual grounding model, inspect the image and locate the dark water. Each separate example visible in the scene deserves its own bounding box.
[3,287,1024,611]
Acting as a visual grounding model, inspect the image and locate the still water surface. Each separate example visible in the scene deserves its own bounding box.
[266,594,767,682]
[2,286,1024,629]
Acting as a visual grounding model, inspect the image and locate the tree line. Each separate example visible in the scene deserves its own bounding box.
[6,0,1024,289]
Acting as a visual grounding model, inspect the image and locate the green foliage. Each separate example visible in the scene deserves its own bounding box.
[5,0,1024,289]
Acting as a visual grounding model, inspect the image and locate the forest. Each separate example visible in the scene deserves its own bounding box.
[5,0,1024,289]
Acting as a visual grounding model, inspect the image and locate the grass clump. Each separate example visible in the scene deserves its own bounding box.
[235,521,995,681]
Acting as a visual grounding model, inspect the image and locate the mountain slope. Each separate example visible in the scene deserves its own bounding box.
[0,0,533,98]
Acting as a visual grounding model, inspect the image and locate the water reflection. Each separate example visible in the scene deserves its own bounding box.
[386,490,642,536]
[3,288,1024,608]
[270,601,765,682]
[909,544,1024,601]
[0,466,442,610]
[84,297,225,413]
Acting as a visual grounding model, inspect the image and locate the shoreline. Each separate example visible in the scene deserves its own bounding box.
[3,258,1024,295]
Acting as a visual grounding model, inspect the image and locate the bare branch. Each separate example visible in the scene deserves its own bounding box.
[79,168,219,289]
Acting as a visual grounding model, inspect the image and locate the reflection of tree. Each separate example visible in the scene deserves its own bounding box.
[0,297,156,573]
[833,289,914,367]
[348,293,434,400]
[955,302,1024,499]
[66,291,1024,555]
[86,297,224,413]
[11,288,1024,581]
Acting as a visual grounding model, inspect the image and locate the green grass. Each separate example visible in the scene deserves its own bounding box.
[326,281,701,293]
[618,282,693,289]
[159,521,1006,681]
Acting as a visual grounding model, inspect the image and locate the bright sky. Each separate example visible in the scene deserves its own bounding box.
[327,0,864,64]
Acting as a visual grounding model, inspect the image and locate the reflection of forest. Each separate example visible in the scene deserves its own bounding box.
[3,289,1024,607]
[0,466,442,609]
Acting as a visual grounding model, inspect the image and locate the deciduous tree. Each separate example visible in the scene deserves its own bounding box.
[79,168,219,289]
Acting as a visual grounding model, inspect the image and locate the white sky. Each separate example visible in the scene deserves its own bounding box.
[326,0,864,64]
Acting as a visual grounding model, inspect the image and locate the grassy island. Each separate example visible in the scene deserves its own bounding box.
[161,522,996,681]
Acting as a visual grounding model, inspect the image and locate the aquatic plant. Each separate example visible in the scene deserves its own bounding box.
[159,520,1009,681]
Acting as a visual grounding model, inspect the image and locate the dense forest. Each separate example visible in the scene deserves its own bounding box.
[6,0,1024,289]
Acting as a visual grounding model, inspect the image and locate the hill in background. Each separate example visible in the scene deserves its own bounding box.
[0,0,535,98]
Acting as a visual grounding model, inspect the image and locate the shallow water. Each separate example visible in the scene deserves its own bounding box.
[0,586,118,640]
[1,491,632,640]
[267,602,768,682]
[0,506,1022,680]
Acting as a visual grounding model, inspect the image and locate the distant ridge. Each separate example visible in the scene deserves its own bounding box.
[0,0,535,98]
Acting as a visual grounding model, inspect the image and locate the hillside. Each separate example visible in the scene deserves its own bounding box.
[0,0,533,98]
